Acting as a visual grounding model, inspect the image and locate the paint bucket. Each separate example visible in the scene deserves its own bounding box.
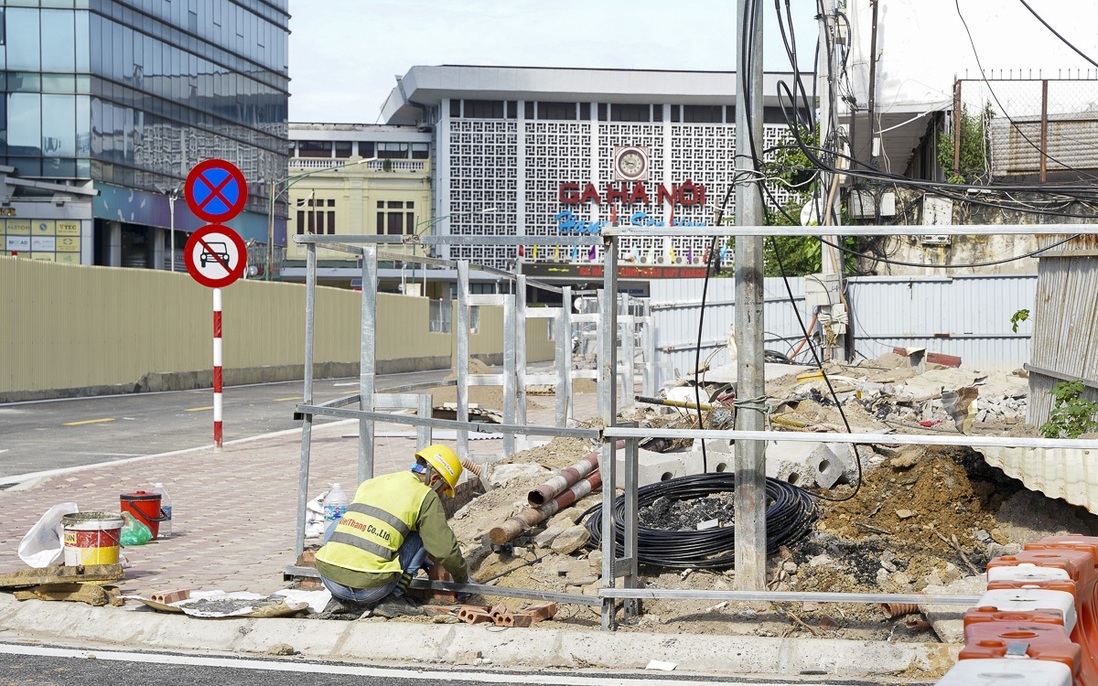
[120,491,167,539]
[62,512,123,566]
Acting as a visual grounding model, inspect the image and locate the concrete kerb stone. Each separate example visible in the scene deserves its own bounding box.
[0,594,957,680]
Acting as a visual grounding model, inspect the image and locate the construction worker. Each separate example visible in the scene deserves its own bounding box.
[315,444,470,618]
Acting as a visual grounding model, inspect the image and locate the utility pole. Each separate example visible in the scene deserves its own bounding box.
[816,0,847,361]
[733,0,767,592]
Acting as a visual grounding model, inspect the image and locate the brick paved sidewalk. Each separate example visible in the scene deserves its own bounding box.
[0,391,600,597]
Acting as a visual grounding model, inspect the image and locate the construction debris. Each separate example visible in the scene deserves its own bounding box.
[0,563,124,589]
[13,583,123,607]
[457,602,558,627]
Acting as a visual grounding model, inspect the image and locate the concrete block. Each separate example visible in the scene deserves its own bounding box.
[613,447,708,488]
[765,440,853,489]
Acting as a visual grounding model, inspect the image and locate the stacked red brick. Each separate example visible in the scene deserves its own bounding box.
[937,535,1098,686]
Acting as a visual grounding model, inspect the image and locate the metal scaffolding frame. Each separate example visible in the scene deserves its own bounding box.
[289,223,1098,631]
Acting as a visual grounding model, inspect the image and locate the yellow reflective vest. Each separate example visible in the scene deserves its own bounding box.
[315,472,429,576]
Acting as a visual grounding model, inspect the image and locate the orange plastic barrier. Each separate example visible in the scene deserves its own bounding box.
[959,620,1081,680]
[937,533,1098,686]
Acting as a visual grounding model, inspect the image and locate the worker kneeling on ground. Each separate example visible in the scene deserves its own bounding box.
[315,444,470,618]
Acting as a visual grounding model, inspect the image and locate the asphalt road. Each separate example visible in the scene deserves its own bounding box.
[0,643,838,686]
[0,371,452,480]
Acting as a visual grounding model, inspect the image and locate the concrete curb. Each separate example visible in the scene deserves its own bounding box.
[0,594,958,680]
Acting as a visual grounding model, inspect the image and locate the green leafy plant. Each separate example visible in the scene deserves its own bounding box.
[1010,309,1029,333]
[937,102,993,184]
[1040,381,1098,439]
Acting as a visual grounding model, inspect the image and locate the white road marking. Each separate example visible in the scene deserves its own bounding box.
[0,643,807,685]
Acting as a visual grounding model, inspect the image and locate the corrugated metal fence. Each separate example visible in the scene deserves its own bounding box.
[649,274,1038,390]
[1026,238,1098,426]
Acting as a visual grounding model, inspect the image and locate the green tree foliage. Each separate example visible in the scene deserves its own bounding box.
[937,103,993,184]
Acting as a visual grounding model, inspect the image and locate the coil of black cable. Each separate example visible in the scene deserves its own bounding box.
[582,473,817,570]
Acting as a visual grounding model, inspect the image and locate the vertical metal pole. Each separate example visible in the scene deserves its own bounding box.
[169,192,176,273]
[359,247,377,484]
[1040,79,1049,184]
[734,0,768,592]
[598,259,618,423]
[456,261,470,458]
[294,241,318,559]
[560,285,573,426]
[621,312,635,409]
[641,300,656,398]
[953,80,962,178]
[266,181,275,281]
[622,435,640,621]
[600,237,620,631]
[515,274,529,451]
[416,393,432,450]
[502,293,516,457]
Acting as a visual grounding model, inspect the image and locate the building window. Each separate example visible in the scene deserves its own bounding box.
[463,99,505,119]
[297,140,330,158]
[295,198,335,234]
[683,105,723,123]
[612,104,652,122]
[378,142,408,159]
[538,101,576,120]
[376,200,415,235]
[411,143,429,159]
[334,141,352,158]
[357,141,375,158]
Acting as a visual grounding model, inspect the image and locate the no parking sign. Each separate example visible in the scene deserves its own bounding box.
[182,159,250,449]
[185,159,248,224]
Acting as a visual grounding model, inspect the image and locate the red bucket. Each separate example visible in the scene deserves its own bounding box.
[121,491,167,539]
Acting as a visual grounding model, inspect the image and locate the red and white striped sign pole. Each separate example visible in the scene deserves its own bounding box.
[213,287,223,448]
[182,159,249,451]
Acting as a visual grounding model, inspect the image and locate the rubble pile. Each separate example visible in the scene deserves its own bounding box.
[313,353,1095,658]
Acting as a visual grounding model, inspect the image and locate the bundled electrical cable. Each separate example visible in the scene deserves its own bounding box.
[583,473,817,570]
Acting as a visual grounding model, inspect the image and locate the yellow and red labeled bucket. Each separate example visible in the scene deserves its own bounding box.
[61,512,123,565]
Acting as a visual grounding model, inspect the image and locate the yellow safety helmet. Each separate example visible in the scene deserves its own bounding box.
[415,444,463,497]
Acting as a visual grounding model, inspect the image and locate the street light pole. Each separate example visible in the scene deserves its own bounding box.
[169,189,177,272]
[265,156,378,281]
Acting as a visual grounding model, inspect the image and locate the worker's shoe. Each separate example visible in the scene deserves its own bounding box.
[371,594,425,618]
[316,597,372,620]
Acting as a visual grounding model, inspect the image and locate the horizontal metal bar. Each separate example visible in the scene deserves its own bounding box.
[602,425,1098,450]
[1024,364,1098,390]
[410,579,602,607]
[467,295,511,307]
[863,332,1030,340]
[424,235,602,246]
[295,403,600,439]
[601,224,1097,238]
[296,234,407,244]
[649,294,804,310]
[599,588,981,605]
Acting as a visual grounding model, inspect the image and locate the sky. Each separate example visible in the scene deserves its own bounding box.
[286,0,819,123]
[286,1,1098,125]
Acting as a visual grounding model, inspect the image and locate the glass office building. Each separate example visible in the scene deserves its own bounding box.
[0,0,288,269]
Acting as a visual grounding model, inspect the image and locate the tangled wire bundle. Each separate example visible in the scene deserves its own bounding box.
[583,473,817,570]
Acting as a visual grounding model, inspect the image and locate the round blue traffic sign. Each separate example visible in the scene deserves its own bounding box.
[185,159,249,223]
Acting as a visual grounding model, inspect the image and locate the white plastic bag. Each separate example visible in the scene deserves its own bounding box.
[304,491,327,539]
[18,502,79,567]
